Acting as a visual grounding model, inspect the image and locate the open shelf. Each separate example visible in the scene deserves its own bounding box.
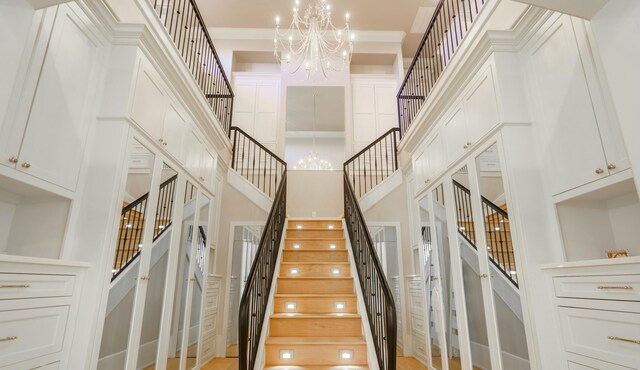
[555,177,640,262]
[0,174,71,259]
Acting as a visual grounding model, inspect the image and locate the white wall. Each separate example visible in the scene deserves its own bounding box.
[286,171,343,218]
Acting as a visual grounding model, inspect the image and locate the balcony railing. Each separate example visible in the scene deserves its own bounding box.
[152,0,234,134]
[397,0,488,137]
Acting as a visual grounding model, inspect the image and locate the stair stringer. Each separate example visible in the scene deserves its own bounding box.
[251,224,287,370]
[227,167,272,213]
[342,219,381,370]
[458,236,523,322]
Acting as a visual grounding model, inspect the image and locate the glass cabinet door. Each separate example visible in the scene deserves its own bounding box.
[449,165,490,370]
[474,143,530,370]
[98,138,157,370]
[137,162,179,370]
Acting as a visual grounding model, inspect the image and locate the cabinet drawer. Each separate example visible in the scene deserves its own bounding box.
[32,362,61,370]
[411,314,427,335]
[128,154,153,169]
[202,314,217,334]
[0,274,75,300]
[554,275,640,301]
[559,307,640,369]
[0,306,69,368]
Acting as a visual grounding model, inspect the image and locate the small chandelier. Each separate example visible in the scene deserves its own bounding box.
[274,0,354,78]
[294,151,334,170]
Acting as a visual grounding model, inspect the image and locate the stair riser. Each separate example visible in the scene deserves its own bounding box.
[285,239,346,250]
[273,296,357,314]
[277,279,354,294]
[288,220,343,229]
[265,343,367,365]
[287,229,344,239]
[269,317,362,337]
[283,251,348,263]
[279,264,350,278]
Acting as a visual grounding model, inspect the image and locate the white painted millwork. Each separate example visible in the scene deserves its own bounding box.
[351,76,399,154]
[0,3,105,192]
[523,14,629,196]
[544,260,640,370]
[0,257,87,370]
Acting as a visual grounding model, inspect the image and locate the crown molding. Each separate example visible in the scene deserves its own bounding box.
[208,27,406,43]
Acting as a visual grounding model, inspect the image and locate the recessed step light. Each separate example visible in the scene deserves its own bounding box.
[328,225,334,229]
[339,349,354,360]
[280,349,294,360]
[335,302,346,310]
[289,267,300,275]
[331,268,341,275]
[293,243,301,249]
[296,225,302,229]
[285,302,297,310]
[329,244,337,249]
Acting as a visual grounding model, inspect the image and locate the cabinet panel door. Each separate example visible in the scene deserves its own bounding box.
[17,5,101,191]
[413,147,428,193]
[464,68,499,143]
[527,16,608,195]
[130,65,167,140]
[442,106,468,166]
[201,147,216,190]
[185,130,203,177]
[162,104,186,163]
[425,131,445,180]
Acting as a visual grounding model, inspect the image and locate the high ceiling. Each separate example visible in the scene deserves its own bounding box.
[196,0,439,57]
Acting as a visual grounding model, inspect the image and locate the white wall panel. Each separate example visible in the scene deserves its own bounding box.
[231,74,280,150]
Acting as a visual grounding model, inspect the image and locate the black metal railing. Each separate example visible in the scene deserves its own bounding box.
[238,170,287,370]
[344,172,397,370]
[196,226,207,274]
[397,0,488,137]
[452,180,518,287]
[151,0,234,134]
[344,128,400,198]
[230,127,287,199]
[112,174,178,280]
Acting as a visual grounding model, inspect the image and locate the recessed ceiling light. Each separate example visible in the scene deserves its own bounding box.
[289,268,299,275]
[339,349,353,360]
[285,302,297,310]
[280,350,294,360]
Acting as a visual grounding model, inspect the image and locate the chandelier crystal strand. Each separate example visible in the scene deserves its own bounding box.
[274,0,353,78]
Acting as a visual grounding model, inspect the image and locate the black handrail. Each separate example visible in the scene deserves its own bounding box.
[397,0,488,138]
[452,180,518,286]
[230,127,287,199]
[344,128,400,198]
[112,174,178,281]
[151,0,234,134]
[238,170,287,370]
[344,172,397,370]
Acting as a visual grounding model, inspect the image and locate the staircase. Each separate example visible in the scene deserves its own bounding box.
[265,220,368,368]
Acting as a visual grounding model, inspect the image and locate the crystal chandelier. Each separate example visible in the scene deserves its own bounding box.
[294,151,334,170]
[274,0,354,78]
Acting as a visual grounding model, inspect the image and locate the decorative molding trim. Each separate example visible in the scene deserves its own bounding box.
[208,27,406,43]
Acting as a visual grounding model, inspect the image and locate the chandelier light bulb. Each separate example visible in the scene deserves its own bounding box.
[346,12,350,20]
[273,0,354,78]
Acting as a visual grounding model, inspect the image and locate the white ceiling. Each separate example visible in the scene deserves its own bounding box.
[285,86,345,132]
[196,0,440,57]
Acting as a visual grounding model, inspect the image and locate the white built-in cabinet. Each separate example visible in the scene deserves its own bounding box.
[413,129,445,194]
[129,57,217,192]
[0,4,105,191]
[523,14,629,196]
[351,76,399,154]
[231,73,280,153]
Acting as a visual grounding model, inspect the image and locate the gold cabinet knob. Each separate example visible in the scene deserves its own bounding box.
[199,176,205,181]
[607,163,616,170]
[159,139,167,146]
[424,179,430,184]
[595,168,604,174]
[21,162,31,169]
[8,157,18,164]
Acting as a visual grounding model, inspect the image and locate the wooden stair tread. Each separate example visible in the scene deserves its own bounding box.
[281,262,350,265]
[275,294,356,298]
[271,313,360,319]
[265,366,368,370]
[266,337,366,345]
[283,249,348,252]
[286,237,346,241]
[277,277,353,281]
